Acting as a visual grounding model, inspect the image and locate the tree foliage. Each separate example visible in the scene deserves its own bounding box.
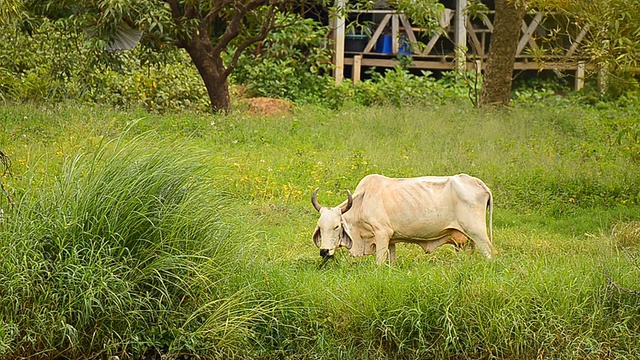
[478,0,640,105]
[392,0,444,35]
[533,0,640,73]
[0,0,22,26]
[9,0,301,112]
[233,13,334,103]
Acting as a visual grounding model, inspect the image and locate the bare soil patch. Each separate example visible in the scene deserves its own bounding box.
[241,97,293,117]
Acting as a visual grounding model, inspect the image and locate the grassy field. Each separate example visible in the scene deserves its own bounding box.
[1,101,639,359]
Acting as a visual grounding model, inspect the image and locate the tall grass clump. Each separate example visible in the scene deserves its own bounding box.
[0,133,277,358]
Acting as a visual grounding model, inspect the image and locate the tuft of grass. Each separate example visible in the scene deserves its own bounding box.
[611,221,640,248]
[0,131,281,358]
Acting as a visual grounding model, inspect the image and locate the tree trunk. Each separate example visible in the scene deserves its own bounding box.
[480,0,526,107]
[183,35,231,113]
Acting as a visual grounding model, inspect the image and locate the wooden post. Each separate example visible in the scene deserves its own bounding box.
[474,59,482,74]
[333,0,346,83]
[392,14,399,54]
[454,0,467,72]
[353,55,362,84]
[575,61,585,91]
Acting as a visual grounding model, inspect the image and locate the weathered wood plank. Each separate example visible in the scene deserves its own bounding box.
[353,55,362,84]
[516,13,542,55]
[392,14,399,53]
[565,24,589,58]
[343,56,589,71]
[575,61,585,91]
[333,0,346,83]
[454,0,467,71]
[422,10,454,55]
[399,14,420,53]
[344,57,455,70]
[466,20,485,57]
[363,14,391,53]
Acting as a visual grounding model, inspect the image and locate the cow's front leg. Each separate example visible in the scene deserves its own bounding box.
[388,243,397,263]
[374,235,391,265]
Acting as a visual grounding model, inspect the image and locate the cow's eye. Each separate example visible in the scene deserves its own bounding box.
[334,225,340,230]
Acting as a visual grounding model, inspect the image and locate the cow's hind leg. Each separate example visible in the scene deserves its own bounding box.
[466,228,496,259]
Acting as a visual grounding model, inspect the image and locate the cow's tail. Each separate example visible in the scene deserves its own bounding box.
[487,190,493,244]
[478,179,493,244]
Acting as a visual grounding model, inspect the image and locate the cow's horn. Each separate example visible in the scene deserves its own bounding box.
[311,188,322,212]
[340,190,353,214]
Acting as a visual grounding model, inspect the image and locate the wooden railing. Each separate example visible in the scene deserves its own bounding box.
[333,2,589,83]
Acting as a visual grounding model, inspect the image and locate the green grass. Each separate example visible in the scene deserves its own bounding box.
[1,100,639,359]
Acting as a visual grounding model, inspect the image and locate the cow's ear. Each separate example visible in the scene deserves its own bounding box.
[313,227,321,248]
[340,221,353,249]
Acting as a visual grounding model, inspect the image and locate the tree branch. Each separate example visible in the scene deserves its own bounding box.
[167,0,182,25]
[223,6,297,77]
[223,5,281,77]
[212,0,270,56]
[202,0,229,29]
[167,0,189,47]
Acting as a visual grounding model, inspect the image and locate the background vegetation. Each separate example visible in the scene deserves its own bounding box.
[1,3,639,359]
[4,13,638,113]
[1,99,639,358]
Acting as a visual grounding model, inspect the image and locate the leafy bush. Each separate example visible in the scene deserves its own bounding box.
[232,13,335,104]
[318,65,477,108]
[511,75,571,105]
[355,67,473,106]
[617,121,640,162]
[78,51,210,112]
[0,18,209,112]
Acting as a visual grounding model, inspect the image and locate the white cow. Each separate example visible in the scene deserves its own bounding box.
[311,174,496,264]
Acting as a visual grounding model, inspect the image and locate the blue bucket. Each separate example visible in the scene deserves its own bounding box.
[376,34,412,55]
[376,34,393,54]
[399,35,412,55]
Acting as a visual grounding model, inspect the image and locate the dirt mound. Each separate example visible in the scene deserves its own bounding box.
[241,97,292,116]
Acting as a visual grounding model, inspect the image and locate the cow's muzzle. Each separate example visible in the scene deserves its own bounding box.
[320,249,333,258]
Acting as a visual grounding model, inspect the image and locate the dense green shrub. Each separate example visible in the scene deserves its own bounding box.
[316,66,484,109]
[352,67,473,106]
[0,18,209,112]
[232,13,335,104]
[79,52,210,112]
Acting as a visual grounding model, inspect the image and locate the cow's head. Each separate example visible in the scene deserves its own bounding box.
[311,188,353,258]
